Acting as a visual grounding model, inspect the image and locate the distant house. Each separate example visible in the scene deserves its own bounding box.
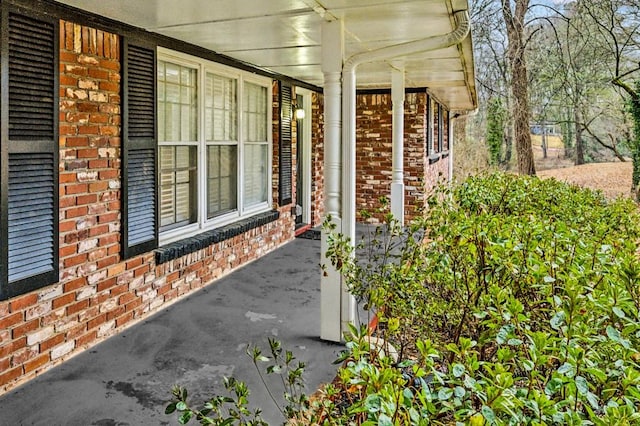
[0,0,476,392]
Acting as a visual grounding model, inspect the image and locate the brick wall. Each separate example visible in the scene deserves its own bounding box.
[0,21,295,394]
[311,92,324,227]
[355,91,449,223]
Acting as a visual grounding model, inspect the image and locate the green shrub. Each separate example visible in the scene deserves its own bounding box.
[325,172,640,424]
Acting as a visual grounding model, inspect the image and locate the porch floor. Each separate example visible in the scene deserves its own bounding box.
[0,236,364,425]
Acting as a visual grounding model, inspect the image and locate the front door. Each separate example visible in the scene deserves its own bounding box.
[295,95,306,228]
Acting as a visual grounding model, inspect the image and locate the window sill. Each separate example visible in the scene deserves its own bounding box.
[442,150,450,159]
[155,210,280,264]
[428,154,441,165]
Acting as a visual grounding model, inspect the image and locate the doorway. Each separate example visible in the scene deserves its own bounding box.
[294,89,312,230]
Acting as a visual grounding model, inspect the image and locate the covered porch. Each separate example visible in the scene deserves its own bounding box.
[53,0,476,341]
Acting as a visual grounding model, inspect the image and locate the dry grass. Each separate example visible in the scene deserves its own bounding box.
[537,161,633,200]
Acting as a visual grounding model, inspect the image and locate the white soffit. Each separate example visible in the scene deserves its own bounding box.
[55,0,477,110]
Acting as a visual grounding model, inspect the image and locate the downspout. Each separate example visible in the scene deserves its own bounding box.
[338,10,470,336]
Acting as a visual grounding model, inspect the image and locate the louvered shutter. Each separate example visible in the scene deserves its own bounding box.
[122,39,158,259]
[1,7,59,300]
[279,83,293,205]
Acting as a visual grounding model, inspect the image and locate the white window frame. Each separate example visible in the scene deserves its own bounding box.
[158,47,273,245]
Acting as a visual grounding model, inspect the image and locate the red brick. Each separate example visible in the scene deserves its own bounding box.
[110,284,128,297]
[59,125,78,137]
[59,220,76,233]
[89,113,109,124]
[87,314,107,330]
[77,148,98,158]
[65,206,88,218]
[118,293,136,305]
[99,234,119,246]
[52,293,76,310]
[99,126,119,136]
[107,306,126,321]
[88,68,109,80]
[11,346,39,366]
[59,244,78,258]
[88,159,109,169]
[97,278,117,293]
[99,59,119,71]
[0,356,9,373]
[116,311,134,328]
[107,245,120,256]
[89,224,110,237]
[67,300,89,315]
[64,277,87,293]
[40,334,65,352]
[0,312,23,329]
[65,183,88,195]
[60,51,77,63]
[24,353,50,373]
[77,194,98,205]
[99,170,118,180]
[10,293,38,313]
[89,181,109,192]
[64,253,87,268]
[78,125,100,135]
[76,330,97,348]
[77,102,100,113]
[60,75,78,86]
[0,366,23,386]
[126,257,143,270]
[99,81,119,92]
[12,319,39,339]
[60,196,76,209]
[125,298,142,312]
[98,212,118,223]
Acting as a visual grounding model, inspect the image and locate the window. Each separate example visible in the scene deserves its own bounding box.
[0,6,59,300]
[157,49,272,244]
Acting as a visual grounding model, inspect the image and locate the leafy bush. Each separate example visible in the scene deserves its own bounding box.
[324,172,640,424]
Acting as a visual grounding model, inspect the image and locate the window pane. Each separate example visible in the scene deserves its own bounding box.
[243,143,268,207]
[205,72,237,142]
[158,60,197,143]
[159,145,197,230]
[207,145,237,218]
[243,83,267,142]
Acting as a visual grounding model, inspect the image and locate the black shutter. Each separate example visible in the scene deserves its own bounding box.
[122,39,158,259]
[438,103,444,152]
[279,82,292,205]
[1,7,59,300]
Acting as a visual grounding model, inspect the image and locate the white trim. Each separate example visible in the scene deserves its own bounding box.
[157,48,273,247]
[296,87,313,226]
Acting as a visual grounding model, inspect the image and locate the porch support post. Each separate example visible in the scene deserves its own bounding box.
[448,113,454,182]
[390,63,405,225]
[320,19,346,342]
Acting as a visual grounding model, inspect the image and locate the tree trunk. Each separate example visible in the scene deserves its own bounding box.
[541,123,548,159]
[502,0,536,175]
[574,108,585,165]
[563,109,573,159]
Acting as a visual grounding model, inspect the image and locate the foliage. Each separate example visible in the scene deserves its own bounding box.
[325,172,640,424]
[486,98,506,166]
[165,338,308,425]
[627,80,640,190]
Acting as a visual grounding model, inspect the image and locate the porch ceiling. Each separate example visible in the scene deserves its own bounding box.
[54,0,477,110]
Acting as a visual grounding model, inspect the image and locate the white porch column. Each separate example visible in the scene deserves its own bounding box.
[390,63,405,225]
[320,19,346,342]
[448,113,454,182]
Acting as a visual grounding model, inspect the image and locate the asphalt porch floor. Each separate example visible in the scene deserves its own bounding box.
[0,236,366,425]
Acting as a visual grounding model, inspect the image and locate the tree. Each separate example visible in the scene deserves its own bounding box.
[501,0,536,175]
[486,98,507,165]
[580,0,640,190]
